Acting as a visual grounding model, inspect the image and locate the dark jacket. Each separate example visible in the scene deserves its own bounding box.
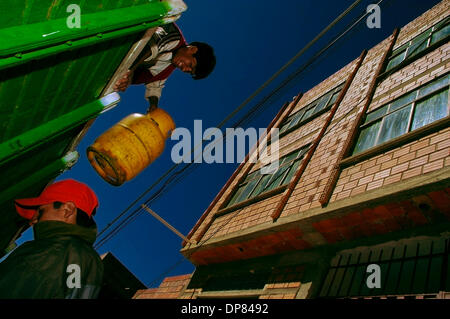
[0,220,104,299]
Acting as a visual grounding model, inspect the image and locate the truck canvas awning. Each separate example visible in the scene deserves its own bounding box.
[0,0,187,256]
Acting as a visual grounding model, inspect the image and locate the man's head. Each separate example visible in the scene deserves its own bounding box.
[14,179,98,227]
[172,42,216,80]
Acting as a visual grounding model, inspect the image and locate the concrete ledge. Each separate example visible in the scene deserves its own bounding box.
[181,166,450,255]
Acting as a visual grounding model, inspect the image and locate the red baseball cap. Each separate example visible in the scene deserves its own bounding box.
[14,179,99,220]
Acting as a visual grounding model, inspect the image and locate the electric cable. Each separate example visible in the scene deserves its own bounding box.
[130,0,389,291]
[94,0,363,249]
[94,0,382,251]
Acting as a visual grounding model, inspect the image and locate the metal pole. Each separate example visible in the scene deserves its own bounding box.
[141,204,195,244]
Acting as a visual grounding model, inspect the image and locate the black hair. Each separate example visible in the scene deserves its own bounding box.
[53,202,96,228]
[190,42,216,80]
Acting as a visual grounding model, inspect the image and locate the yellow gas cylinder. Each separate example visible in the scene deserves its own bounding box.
[87,108,175,186]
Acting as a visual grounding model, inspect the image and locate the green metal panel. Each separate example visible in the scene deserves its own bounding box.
[1,35,137,142]
[0,95,117,164]
[0,0,181,29]
[0,1,172,56]
[0,127,81,192]
[0,0,187,256]
[0,152,79,206]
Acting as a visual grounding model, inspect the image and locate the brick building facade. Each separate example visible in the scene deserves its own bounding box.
[134,0,450,299]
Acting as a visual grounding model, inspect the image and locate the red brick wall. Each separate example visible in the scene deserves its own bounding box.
[192,60,358,241]
[258,265,304,299]
[186,1,449,250]
[133,274,192,299]
[330,2,450,203]
[393,0,449,51]
[283,38,391,215]
[201,193,284,239]
[331,127,450,202]
[155,266,306,299]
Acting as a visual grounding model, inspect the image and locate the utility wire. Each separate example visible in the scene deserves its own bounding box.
[95,0,377,252]
[142,0,387,290]
[94,0,363,249]
[131,1,388,291]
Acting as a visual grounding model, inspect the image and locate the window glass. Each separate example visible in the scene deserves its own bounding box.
[418,74,449,98]
[353,121,381,154]
[228,186,245,206]
[314,92,332,113]
[391,42,408,57]
[243,170,257,183]
[281,159,301,186]
[280,113,297,134]
[249,174,271,198]
[405,30,431,59]
[287,109,305,129]
[377,105,412,144]
[431,24,450,44]
[385,18,449,73]
[279,84,344,135]
[364,105,388,124]
[282,150,300,164]
[283,113,296,124]
[236,179,259,203]
[302,107,315,120]
[265,165,290,191]
[434,17,449,30]
[298,147,308,159]
[328,91,340,106]
[279,121,291,134]
[386,51,406,71]
[411,89,449,131]
[389,91,416,111]
[226,145,309,207]
[354,74,449,155]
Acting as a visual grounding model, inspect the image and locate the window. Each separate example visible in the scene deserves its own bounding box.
[353,74,449,155]
[385,16,450,72]
[225,145,310,208]
[279,83,345,136]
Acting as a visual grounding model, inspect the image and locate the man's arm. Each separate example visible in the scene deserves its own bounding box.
[114,72,162,113]
[148,96,159,112]
[145,79,166,113]
[114,70,133,92]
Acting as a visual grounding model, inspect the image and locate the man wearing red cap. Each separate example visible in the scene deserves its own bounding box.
[0,179,104,299]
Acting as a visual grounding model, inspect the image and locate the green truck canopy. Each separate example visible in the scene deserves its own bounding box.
[0,0,187,257]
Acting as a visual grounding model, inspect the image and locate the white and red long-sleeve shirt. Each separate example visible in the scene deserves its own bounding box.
[131,23,187,101]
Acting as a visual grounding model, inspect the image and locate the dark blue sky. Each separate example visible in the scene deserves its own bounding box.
[16,0,443,288]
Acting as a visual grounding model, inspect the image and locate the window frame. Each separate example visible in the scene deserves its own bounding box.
[343,73,450,166]
[379,16,450,79]
[278,83,345,138]
[219,144,310,214]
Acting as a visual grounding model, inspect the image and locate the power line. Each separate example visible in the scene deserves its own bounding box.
[129,1,388,292]
[144,1,386,289]
[93,0,364,250]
